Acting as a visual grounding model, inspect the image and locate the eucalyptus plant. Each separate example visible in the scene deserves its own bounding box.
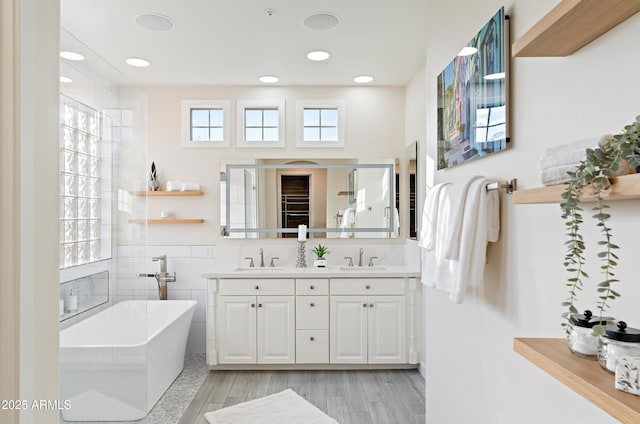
[560,115,640,334]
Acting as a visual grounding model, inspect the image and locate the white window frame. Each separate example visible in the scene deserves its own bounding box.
[181,99,231,148]
[236,99,285,148]
[296,99,346,148]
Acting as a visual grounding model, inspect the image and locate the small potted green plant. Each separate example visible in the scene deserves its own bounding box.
[561,115,640,335]
[149,161,160,191]
[312,244,329,268]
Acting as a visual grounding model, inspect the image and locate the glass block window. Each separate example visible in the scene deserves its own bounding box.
[191,108,224,141]
[245,108,279,142]
[303,108,339,141]
[59,96,102,268]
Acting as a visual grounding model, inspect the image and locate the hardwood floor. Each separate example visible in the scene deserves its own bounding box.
[178,369,425,424]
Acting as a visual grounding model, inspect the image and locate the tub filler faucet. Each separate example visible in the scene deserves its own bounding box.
[138,255,176,300]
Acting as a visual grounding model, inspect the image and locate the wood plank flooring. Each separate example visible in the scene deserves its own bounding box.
[178,369,425,424]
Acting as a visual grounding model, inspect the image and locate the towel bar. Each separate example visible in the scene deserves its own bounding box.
[486,178,517,194]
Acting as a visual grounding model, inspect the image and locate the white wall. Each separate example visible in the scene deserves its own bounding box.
[139,85,405,246]
[422,0,640,422]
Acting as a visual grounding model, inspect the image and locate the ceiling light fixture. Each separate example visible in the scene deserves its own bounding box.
[484,72,505,80]
[353,75,374,84]
[126,57,151,67]
[457,46,478,56]
[259,75,279,83]
[60,76,72,83]
[307,50,330,61]
[303,13,340,31]
[135,13,175,31]
[60,51,84,61]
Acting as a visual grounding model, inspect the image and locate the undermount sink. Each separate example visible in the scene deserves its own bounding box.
[339,266,386,271]
[234,266,285,271]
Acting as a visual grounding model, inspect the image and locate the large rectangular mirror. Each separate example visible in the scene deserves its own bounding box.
[221,159,397,239]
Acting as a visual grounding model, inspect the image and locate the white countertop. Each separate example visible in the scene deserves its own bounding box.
[203,265,419,279]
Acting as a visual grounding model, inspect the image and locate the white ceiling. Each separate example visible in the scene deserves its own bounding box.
[60,0,427,87]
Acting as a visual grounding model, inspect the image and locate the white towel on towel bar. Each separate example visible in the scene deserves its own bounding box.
[420,177,500,303]
[418,183,449,251]
[442,175,484,260]
[339,208,355,238]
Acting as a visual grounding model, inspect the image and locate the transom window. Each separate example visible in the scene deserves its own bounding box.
[237,99,285,148]
[303,108,338,141]
[191,108,224,141]
[59,96,102,268]
[181,100,230,147]
[245,108,279,141]
[296,100,345,148]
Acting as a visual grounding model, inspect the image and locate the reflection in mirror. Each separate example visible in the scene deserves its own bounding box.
[220,159,397,239]
[408,141,418,240]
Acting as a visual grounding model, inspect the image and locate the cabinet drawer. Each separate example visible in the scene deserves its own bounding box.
[330,278,405,295]
[218,279,294,295]
[296,279,329,295]
[296,330,329,364]
[296,296,329,329]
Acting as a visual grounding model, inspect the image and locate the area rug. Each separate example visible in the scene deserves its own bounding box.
[204,389,339,424]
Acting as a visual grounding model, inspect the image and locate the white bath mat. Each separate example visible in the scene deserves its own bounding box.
[204,389,338,424]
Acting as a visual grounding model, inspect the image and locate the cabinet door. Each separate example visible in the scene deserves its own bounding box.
[218,296,256,364]
[368,296,406,364]
[257,296,295,364]
[330,296,367,364]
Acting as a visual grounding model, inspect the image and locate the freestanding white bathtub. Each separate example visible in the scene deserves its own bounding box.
[59,300,196,421]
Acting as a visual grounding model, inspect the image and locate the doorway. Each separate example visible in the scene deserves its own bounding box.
[280,175,310,238]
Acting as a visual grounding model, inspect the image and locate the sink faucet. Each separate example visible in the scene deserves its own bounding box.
[138,255,176,300]
[358,248,364,267]
[259,248,265,267]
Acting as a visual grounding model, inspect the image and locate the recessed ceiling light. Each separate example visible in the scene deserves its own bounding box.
[484,72,505,80]
[353,75,374,84]
[135,13,175,31]
[307,50,331,61]
[259,75,279,83]
[126,57,151,67]
[60,76,72,83]
[457,46,478,56]
[303,13,340,31]
[60,51,84,61]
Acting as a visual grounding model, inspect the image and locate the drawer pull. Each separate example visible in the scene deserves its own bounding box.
[251,303,256,308]
[258,303,263,308]
[255,285,260,290]
[365,285,371,289]
[310,303,315,307]
[362,303,367,308]
[310,285,315,290]
[310,337,315,341]
[369,303,374,308]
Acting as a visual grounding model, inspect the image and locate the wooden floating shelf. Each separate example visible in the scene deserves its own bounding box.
[130,190,204,196]
[129,219,204,224]
[512,0,640,57]
[336,191,353,196]
[512,173,640,204]
[514,338,640,423]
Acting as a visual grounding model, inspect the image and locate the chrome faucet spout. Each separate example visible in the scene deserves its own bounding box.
[259,248,265,267]
[358,248,364,267]
[152,255,167,273]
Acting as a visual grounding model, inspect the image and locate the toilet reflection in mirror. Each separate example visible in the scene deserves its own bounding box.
[220,159,398,239]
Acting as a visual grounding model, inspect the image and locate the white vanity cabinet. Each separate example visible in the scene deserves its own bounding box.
[330,278,406,364]
[206,272,419,369]
[217,279,295,364]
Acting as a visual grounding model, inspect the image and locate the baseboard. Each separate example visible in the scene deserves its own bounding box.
[418,361,426,379]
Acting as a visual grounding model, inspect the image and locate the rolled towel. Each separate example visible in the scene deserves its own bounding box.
[181,182,200,191]
[540,134,612,169]
[540,164,579,186]
[165,180,182,191]
[541,159,634,186]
